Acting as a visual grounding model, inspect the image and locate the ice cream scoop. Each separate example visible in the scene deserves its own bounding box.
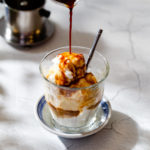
[46,52,86,86]
[70,73,97,88]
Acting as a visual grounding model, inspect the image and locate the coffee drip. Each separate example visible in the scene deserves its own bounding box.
[53,0,77,53]
[53,0,77,8]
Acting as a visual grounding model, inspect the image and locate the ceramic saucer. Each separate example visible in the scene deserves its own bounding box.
[35,96,111,139]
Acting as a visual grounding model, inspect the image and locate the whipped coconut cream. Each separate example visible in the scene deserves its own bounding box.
[47,54,74,85]
[64,70,73,80]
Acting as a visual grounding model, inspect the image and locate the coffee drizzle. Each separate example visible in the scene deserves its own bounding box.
[54,0,76,53]
[69,7,73,54]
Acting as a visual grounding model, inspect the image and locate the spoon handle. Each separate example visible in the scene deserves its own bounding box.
[86,29,103,69]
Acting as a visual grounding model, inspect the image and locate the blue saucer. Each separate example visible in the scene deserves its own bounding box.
[35,96,111,139]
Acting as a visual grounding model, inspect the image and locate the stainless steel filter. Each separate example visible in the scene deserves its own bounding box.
[0,0,54,47]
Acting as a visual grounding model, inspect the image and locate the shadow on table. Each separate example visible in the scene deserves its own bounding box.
[0,137,33,150]
[0,106,18,123]
[0,85,5,96]
[0,104,36,150]
[59,110,139,150]
[0,106,33,149]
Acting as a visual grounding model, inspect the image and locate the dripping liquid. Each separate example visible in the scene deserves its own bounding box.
[53,0,76,53]
[69,7,73,54]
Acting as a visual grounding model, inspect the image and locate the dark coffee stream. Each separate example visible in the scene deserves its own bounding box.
[69,7,73,53]
[54,0,77,53]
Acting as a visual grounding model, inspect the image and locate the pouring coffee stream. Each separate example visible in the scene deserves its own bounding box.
[52,0,77,53]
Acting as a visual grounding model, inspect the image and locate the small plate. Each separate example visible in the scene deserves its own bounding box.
[35,96,111,139]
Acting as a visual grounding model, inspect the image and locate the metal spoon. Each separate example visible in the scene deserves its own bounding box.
[86,29,103,69]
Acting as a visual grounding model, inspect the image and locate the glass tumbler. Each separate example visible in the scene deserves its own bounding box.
[39,46,109,132]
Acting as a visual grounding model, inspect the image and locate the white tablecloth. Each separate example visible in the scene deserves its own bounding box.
[0,0,150,149]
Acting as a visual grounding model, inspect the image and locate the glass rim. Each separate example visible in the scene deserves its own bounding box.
[39,46,109,91]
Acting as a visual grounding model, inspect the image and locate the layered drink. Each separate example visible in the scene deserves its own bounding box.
[40,47,109,129]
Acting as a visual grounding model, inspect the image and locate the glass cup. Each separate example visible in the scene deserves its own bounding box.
[39,46,109,132]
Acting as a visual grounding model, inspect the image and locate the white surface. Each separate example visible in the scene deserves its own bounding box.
[0,0,150,149]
